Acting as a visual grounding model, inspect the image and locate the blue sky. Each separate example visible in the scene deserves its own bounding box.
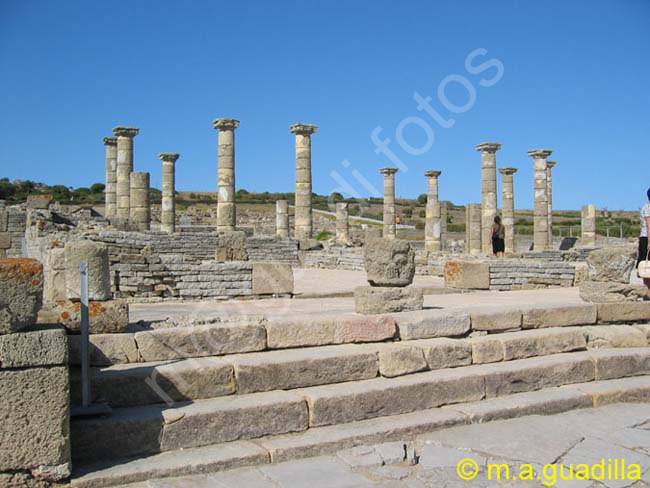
[1,0,649,210]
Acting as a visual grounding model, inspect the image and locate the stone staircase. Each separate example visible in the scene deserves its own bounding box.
[69,302,650,487]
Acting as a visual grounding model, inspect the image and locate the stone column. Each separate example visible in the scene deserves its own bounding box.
[547,160,556,248]
[498,167,518,254]
[290,122,318,241]
[581,204,597,247]
[440,201,448,251]
[528,149,552,251]
[380,167,398,239]
[467,203,482,254]
[213,118,240,233]
[276,200,289,238]
[336,202,350,244]
[424,170,442,252]
[159,153,180,234]
[476,142,502,253]
[103,136,118,219]
[129,171,150,231]
[112,126,139,222]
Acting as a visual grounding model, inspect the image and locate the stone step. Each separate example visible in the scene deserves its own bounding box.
[71,375,650,488]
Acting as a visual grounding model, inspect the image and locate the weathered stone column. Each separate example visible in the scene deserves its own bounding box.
[528,148,553,251]
[499,167,518,253]
[547,160,556,248]
[336,202,350,244]
[112,126,139,222]
[467,203,482,254]
[276,200,289,238]
[213,118,240,233]
[440,201,448,251]
[159,153,179,234]
[476,142,501,253]
[380,167,398,239]
[581,204,597,247]
[129,171,150,231]
[424,170,442,252]
[103,136,118,219]
[290,122,318,240]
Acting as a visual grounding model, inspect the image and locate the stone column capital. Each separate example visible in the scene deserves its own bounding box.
[499,167,518,175]
[380,167,398,176]
[213,118,240,130]
[112,126,140,138]
[159,153,180,163]
[103,136,117,146]
[290,122,318,135]
[424,170,442,178]
[476,141,502,153]
[546,160,557,169]
[528,148,553,159]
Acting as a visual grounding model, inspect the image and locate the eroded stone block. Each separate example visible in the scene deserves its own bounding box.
[354,286,423,314]
[252,262,293,295]
[0,258,43,334]
[444,261,490,290]
[64,241,111,301]
[364,238,415,287]
[40,299,129,334]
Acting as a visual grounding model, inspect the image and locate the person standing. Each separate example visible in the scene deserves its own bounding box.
[637,188,650,301]
[491,215,505,257]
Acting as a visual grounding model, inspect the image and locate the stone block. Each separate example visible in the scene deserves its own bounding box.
[0,232,10,250]
[395,310,471,340]
[298,239,324,251]
[568,376,650,407]
[588,348,650,380]
[354,286,423,314]
[0,366,69,473]
[444,261,490,290]
[597,302,650,323]
[632,324,650,343]
[375,344,428,378]
[266,315,396,349]
[135,322,266,361]
[44,247,66,303]
[582,325,647,349]
[252,262,293,295]
[470,336,504,364]
[216,231,248,262]
[40,299,128,334]
[64,240,111,301]
[68,333,140,366]
[0,325,67,369]
[580,280,645,303]
[586,244,637,283]
[0,258,43,334]
[470,310,522,331]
[409,338,472,370]
[0,210,6,232]
[364,238,415,286]
[500,328,587,360]
[521,304,597,329]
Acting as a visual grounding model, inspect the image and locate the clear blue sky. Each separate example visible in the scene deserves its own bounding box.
[1,0,649,210]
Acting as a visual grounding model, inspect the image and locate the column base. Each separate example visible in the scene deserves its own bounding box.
[354,286,423,314]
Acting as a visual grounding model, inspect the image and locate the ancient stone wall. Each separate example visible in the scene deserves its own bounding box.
[488,260,576,290]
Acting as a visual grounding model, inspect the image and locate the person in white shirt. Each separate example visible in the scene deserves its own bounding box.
[637,188,650,301]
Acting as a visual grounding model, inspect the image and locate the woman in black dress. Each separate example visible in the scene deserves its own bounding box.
[491,215,505,257]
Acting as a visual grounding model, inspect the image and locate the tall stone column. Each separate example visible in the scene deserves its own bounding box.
[103,136,118,219]
[112,126,139,222]
[440,201,448,251]
[290,122,318,240]
[336,202,350,244]
[129,171,150,231]
[276,200,289,238]
[476,142,501,253]
[499,167,518,253]
[581,204,597,247]
[159,153,180,234]
[546,160,556,248]
[528,148,552,251]
[380,167,398,239]
[213,118,240,233]
[467,203,482,254]
[424,170,442,252]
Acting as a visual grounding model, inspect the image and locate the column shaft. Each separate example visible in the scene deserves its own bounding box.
[547,161,556,248]
[424,170,441,252]
[440,201,448,251]
[291,123,318,241]
[468,203,482,254]
[160,153,179,234]
[529,149,552,251]
[129,171,150,231]
[214,118,239,233]
[380,168,398,238]
[336,202,350,244]
[581,204,597,247]
[276,200,289,238]
[103,137,117,219]
[476,142,501,254]
[499,168,518,254]
[112,126,139,222]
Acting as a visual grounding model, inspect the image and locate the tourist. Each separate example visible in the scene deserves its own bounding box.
[637,188,650,300]
[491,215,505,257]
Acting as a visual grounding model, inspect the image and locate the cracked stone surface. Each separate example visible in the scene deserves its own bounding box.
[125,403,650,488]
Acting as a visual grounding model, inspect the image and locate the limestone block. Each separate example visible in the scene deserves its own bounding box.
[354,286,423,314]
[0,366,69,473]
[0,258,43,334]
[0,325,67,369]
[573,262,589,286]
[44,247,66,303]
[586,245,637,283]
[266,315,397,349]
[375,344,428,378]
[444,261,490,290]
[470,336,504,364]
[64,241,111,300]
[521,305,597,329]
[470,310,522,331]
[409,338,472,370]
[632,324,650,343]
[135,322,266,361]
[597,302,650,323]
[500,328,586,360]
[395,310,471,340]
[580,280,645,303]
[589,348,650,380]
[252,262,293,295]
[582,325,647,349]
[568,376,650,407]
[0,232,10,250]
[216,231,248,262]
[364,238,415,287]
[40,299,128,334]
[68,333,140,366]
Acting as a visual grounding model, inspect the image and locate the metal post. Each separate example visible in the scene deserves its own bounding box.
[80,261,90,408]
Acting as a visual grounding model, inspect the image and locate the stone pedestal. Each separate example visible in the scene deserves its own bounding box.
[528,148,553,251]
[547,160,556,248]
[64,241,111,301]
[160,153,180,234]
[380,167,398,239]
[276,200,289,238]
[354,286,423,314]
[129,171,150,231]
[112,126,139,222]
[465,203,482,254]
[499,167,518,253]
[103,136,118,219]
[213,118,240,233]
[336,202,350,245]
[581,204,597,247]
[291,122,318,240]
[424,170,442,252]
[476,142,501,253]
